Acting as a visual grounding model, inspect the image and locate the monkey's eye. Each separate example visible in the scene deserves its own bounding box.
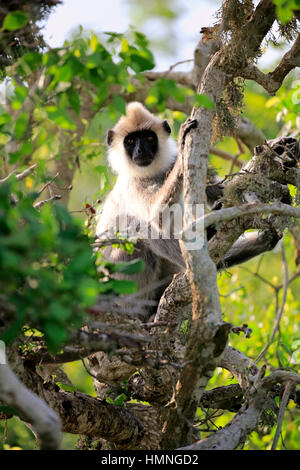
[147,135,153,142]
[127,139,134,145]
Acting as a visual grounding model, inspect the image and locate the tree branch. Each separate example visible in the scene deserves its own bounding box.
[178,369,300,451]
[17,362,145,446]
[240,33,300,95]
[0,361,61,449]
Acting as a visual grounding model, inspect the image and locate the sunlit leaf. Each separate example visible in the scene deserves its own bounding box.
[194,93,215,109]
[2,11,28,31]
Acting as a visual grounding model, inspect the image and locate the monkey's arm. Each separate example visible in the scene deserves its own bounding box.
[151,119,198,211]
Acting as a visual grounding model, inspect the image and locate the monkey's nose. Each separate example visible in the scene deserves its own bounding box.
[133,143,143,161]
[136,143,143,155]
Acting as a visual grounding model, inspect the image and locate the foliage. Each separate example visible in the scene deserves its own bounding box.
[0,21,163,352]
[0,0,299,452]
[266,79,300,135]
[205,233,300,450]
[0,179,100,352]
[0,2,61,69]
[0,26,205,181]
[126,0,183,55]
[273,0,300,24]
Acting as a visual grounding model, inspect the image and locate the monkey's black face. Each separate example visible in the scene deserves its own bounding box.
[124,130,158,167]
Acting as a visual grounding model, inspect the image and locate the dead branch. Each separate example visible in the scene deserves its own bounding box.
[0,163,38,184]
[0,360,61,449]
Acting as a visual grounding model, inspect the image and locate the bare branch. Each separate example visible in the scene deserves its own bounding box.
[209,146,244,168]
[27,326,154,365]
[203,201,300,231]
[268,33,300,91]
[0,163,38,184]
[271,381,294,450]
[33,194,62,209]
[0,361,61,449]
[256,243,289,363]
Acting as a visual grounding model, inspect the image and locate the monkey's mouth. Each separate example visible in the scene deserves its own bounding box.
[134,158,153,167]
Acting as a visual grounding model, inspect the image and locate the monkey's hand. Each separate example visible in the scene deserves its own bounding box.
[178,118,198,152]
[151,120,197,211]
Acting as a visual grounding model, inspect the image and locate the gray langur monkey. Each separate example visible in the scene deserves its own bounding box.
[96,102,282,316]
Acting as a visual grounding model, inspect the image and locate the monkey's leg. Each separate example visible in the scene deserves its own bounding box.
[217,228,282,270]
[145,227,282,273]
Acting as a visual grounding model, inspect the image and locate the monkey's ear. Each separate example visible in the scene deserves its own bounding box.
[162,120,171,135]
[107,129,115,146]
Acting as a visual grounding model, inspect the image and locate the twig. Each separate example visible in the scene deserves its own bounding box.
[33,194,62,209]
[219,286,245,298]
[178,369,300,451]
[240,265,278,290]
[0,163,38,184]
[271,380,294,450]
[256,243,289,363]
[209,146,244,169]
[38,172,60,195]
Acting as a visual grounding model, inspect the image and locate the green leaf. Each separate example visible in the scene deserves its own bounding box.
[194,94,215,110]
[68,251,93,273]
[14,112,29,139]
[273,0,299,24]
[22,52,43,71]
[77,279,99,305]
[67,88,81,115]
[130,49,155,72]
[109,259,145,275]
[55,382,79,393]
[97,280,115,293]
[44,320,68,352]
[0,405,23,418]
[9,142,33,164]
[112,95,126,115]
[113,393,127,406]
[43,50,60,67]
[0,111,12,127]
[85,52,103,69]
[46,106,76,131]
[48,302,70,322]
[111,279,137,294]
[2,11,28,31]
